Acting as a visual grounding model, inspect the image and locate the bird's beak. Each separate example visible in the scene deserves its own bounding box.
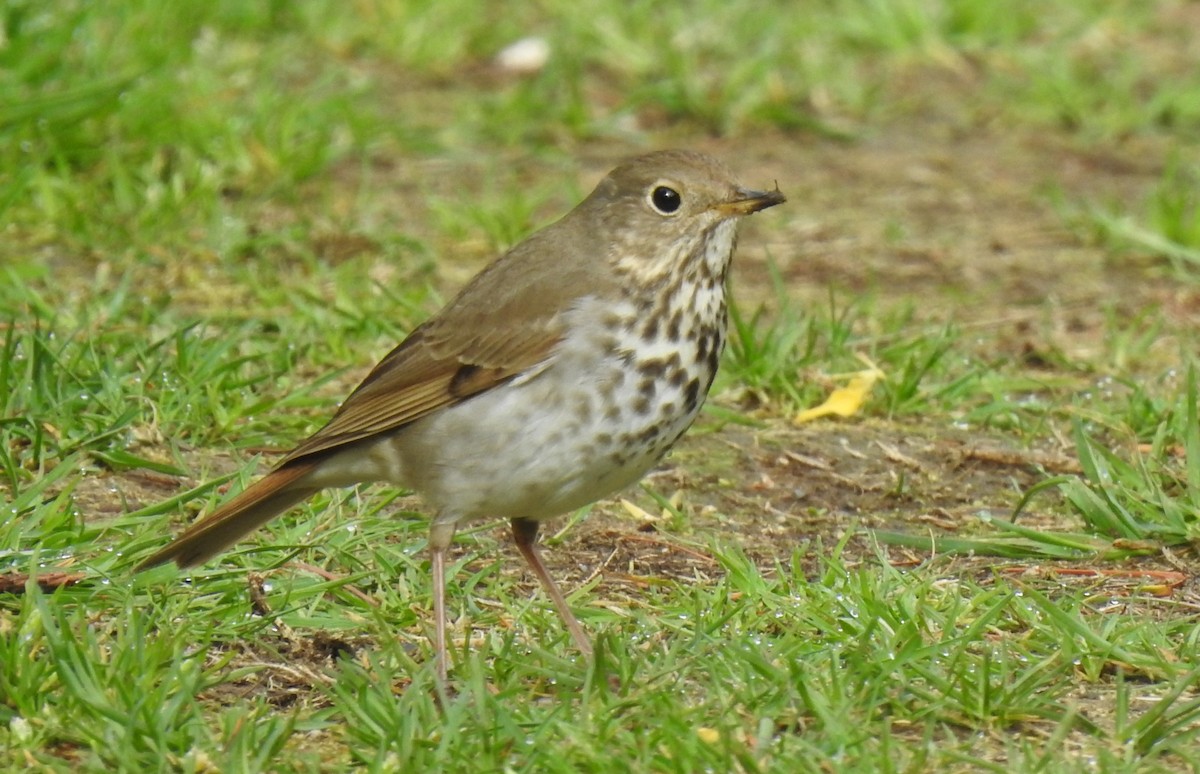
[714,186,787,217]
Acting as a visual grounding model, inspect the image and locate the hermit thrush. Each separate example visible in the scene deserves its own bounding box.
[137,150,785,680]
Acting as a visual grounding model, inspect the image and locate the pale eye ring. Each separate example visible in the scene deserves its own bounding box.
[648,185,682,215]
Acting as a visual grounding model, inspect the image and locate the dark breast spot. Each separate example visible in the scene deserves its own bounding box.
[638,358,668,379]
[667,310,683,342]
[641,316,661,341]
[705,345,720,376]
[684,377,701,412]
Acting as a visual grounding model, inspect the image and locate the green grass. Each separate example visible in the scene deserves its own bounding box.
[3,1,1200,771]
[10,539,1200,770]
[1075,160,1200,278]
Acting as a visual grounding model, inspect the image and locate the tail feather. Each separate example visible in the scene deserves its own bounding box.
[136,461,320,570]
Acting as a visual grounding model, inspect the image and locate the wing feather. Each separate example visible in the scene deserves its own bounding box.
[282,320,562,462]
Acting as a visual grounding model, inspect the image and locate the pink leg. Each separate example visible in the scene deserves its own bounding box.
[511,518,593,657]
[429,521,457,684]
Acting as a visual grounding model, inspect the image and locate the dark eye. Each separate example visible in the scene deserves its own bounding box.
[649,185,681,214]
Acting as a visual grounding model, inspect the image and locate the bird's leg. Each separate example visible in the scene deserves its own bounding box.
[511,517,593,657]
[428,520,458,684]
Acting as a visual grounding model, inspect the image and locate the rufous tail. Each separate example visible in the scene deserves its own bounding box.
[135,461,320,570]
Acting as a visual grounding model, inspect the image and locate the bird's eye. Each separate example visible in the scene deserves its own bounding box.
[649,185,682,215]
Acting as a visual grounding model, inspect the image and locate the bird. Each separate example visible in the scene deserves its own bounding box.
[136,149,786,681]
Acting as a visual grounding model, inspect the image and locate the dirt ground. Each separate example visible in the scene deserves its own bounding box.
[65,105,1199,765]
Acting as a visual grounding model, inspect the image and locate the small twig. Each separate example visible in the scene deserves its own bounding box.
[580,546,620,587]
[781,449,869,490]
[239,661,336,686]
[998,565,1188,587]
[874,440,924,471]
[617,533,717,564]
[781,450,832,472]
[0,571,86,594]
[961,446,1083,474]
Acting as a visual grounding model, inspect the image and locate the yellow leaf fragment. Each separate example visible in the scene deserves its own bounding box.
[621,498,655,521]
[794,359,884,424]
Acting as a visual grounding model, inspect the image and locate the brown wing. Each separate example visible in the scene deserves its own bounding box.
[280,313,563,463]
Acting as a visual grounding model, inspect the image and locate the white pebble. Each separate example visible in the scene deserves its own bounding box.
[495,37,551,75]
